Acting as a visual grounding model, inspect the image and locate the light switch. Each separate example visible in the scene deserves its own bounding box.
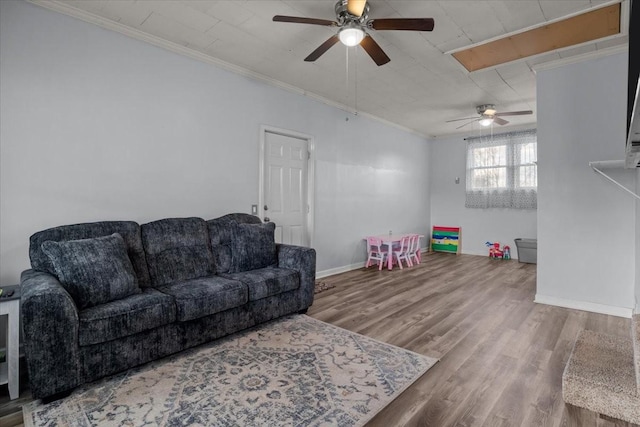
[251,205,258,215]
[455,177,460,184]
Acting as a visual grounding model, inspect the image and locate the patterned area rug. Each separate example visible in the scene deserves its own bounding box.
[24,315,437,427]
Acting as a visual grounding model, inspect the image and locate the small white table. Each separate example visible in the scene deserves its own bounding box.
[0,285,20,400]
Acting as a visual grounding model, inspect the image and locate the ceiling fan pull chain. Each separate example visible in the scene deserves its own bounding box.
[346,46,349,99]
[355,46,358,114]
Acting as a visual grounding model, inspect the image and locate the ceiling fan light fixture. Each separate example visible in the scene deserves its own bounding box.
[479,117,494,127]
[273,1,434,66]
[339,25,365,46]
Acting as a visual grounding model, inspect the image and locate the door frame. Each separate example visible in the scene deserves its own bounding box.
[258,125,315,247]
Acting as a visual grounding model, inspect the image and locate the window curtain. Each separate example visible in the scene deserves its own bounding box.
[465,129,537,209]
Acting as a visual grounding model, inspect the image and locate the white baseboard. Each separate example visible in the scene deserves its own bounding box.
[317,248,429,279]
[316,262,365,279]
[535,294,633,318]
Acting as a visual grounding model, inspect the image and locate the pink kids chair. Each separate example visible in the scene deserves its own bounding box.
[366,237,388,271]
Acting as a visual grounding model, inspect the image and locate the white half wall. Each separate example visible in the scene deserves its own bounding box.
[0,0,430,283]
[429,135,537,257]
[536,51,636,314]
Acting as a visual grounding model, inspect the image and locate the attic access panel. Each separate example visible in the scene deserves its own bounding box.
[452,3,621,72]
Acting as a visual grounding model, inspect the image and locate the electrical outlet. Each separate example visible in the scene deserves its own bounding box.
[251,205,258,215]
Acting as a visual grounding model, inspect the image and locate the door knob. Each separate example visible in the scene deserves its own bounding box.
[264,217,270,222]
[264,205,269,211]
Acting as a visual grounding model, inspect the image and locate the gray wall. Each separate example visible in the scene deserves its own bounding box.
[0,0,431,283]
[536,51,637,314]
[430,134,537,257]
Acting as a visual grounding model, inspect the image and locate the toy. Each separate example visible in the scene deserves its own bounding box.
[486,242,503,258]
[485,242,511,259]
[503,245,511,260]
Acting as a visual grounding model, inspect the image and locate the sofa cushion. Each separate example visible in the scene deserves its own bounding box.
[41,233,141,310]
[156,276,247,322]
[211,244,233,275]
[141,218,215,287]
[221,267,299,301]
[207,213,262,273]
[78,288,176,346]
[229,222,277,273]
[30,221,151,287]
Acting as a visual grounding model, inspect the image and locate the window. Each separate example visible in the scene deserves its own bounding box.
[466,129,537,209]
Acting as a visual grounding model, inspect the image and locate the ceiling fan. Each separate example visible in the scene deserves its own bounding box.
[273,0,434,66]
[446,104,533,129]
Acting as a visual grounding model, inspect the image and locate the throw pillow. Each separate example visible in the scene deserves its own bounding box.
[229,222,277,273]
[41,233,141,309]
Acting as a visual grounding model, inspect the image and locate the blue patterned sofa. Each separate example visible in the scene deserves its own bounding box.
[20,213,316,400]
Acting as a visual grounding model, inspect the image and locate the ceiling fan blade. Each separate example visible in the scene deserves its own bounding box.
[494,110,533,117]
[273,15,337,27]
[446,116,479,123]
[456,119,479,130]
[360,35,390,66]
[493,117,509,126]
[304,35,340,62]
[347,0,367,17]
[369,18,434,31]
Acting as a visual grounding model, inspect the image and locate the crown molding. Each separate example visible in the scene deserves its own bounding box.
[26,0,429,140]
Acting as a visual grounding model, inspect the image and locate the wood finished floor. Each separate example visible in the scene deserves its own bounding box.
[308,253,636,427]
[1,252,636,426]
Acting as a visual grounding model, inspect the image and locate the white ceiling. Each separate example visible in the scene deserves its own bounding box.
[38,0,628,137]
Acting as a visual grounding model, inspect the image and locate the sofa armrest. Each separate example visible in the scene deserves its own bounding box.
[21,269,81,399]
[276,244,316,310]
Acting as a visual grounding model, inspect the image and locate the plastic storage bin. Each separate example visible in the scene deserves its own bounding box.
[514,238,537,264]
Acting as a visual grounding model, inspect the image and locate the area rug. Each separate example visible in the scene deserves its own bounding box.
[314,280,336,294]
[23,315,437,427]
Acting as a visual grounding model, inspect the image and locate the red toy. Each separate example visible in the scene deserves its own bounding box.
[489,242,503,258]
[485,242,511,259]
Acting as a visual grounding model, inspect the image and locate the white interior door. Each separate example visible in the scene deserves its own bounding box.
[262,129,310,246]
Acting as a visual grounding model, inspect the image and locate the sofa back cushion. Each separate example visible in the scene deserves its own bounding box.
[41,233,141,310]
[30,221,151,287]
[141,217,215,287]
[206,213,262,273]
[229,222,277,273]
